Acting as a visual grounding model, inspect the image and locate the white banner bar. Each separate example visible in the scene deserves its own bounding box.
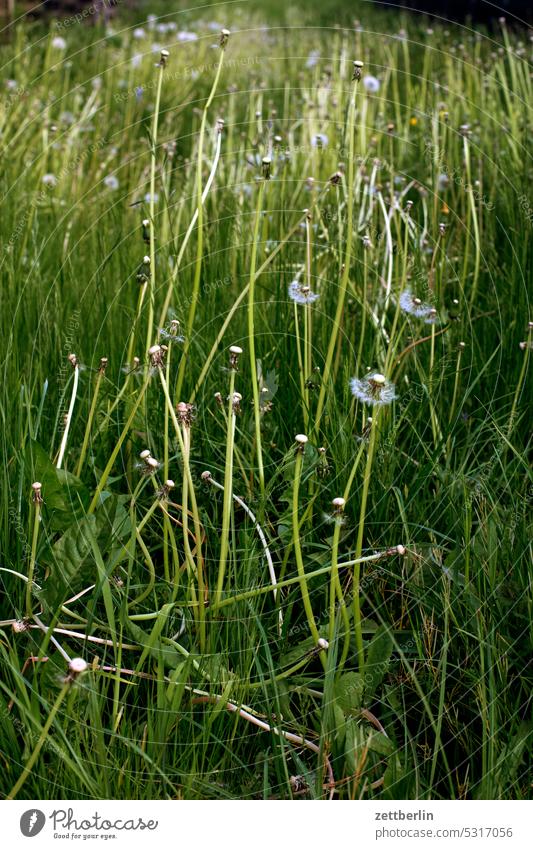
[2,800,531,848]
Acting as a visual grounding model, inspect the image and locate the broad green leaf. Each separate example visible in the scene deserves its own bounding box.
[364,625,393,704]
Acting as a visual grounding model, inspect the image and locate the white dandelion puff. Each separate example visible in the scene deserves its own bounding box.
[399,288,433,319]
[42,173,58,187]
[289,280,320,305]
[363,74,380,93]
[104,175,119,190]
[51,36,67,50]
[350,372,396,406]
[311,132,328,148]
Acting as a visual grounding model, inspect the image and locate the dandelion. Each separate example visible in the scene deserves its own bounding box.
[289,280,319,305]
[51,36,67,50]
[363,74,380,93]
[104,175,119,190]
[399,288,433,319]
[42,173,57,187]
[350,372,396,406]
[311,132,328,148]
[159,319,185,343]
[424,307,439,325]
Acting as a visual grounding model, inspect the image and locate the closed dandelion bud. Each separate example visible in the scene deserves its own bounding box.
[220,28,231,48]
[439,222,446,236]
[67,353,78,369]
[229,345,243,370]
[31,481,43,503]
[216,117,225,134]
[295,433,308,453]
[98,357,108,373]
[352,60,364,81]
[146,457,159,471]
[396,544,406,556]
[262,156,272,180]
[214,391,224,406]
[329,171,342,185]
[68,658,88,678]
[140,449,151,461]
[201,470,212,482]
[159,49,169,68]
[317,637,329,651]
[148,344,164,368]
[142,219,150,243]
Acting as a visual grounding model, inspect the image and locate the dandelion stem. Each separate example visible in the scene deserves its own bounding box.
[76,362,105,477]
[56,363,79,469]
[248,178,267,498]
[145,60,164,357]
[314,76,359,436]
[353,412,379,674]
[175,51,226,400]
[26,494,41,620]
[292,441,325,669]
[215,366,237,608]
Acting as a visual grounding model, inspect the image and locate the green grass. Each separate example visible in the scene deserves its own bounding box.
[0,1,531,800]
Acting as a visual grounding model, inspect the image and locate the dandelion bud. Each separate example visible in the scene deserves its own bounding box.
[317,637,329,650]
[201,470,212,482]
[146,457,159,470]
[332,496,346,511]
[67,353,78,369]
[439,222,446,236]
[229,344,243,370]
[295,434,308,453]
[68,657,88,677]
[262,156,272,180]
[362,234,372,249]
[140,449,151,461]
[214,391,224,406]
[31,481,43,503]
[165,479,174,489]
[329,171,342,185]
[148,344,164,368]
[176,401,195,426]
[396,544,406,556]
[12,619,29,633]
[458,341,466,350]
[216,117,225,134]
[220,28,231,48]
[98,356,108,373]
[352,60,364,81]
[143,255,150,265]
[159,49,169,67]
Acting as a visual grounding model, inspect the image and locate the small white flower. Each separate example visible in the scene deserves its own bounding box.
[350,372,396,406]
[306,49,321,68]
[144,192,159,204]
[6,79,18,91]
[104,175,119,190]
[42,173,57,187]
[399,288,433,319]
[363,74,380,93]
[177,31,198,42]
[311,133,328,148]
[133,27,146,39]
[289,280,319,305]
[51,36,67,50]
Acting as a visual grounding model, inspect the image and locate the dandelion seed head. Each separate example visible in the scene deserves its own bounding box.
[69,658,88,674]
[399,288,433,319]
[363,74,380,93]
[104,175,119,190]
[350,372,396,406]
[51,36,67,50]
[289,280,319,305]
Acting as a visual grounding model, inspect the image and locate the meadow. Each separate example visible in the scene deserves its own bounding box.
[0,1,531,800]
